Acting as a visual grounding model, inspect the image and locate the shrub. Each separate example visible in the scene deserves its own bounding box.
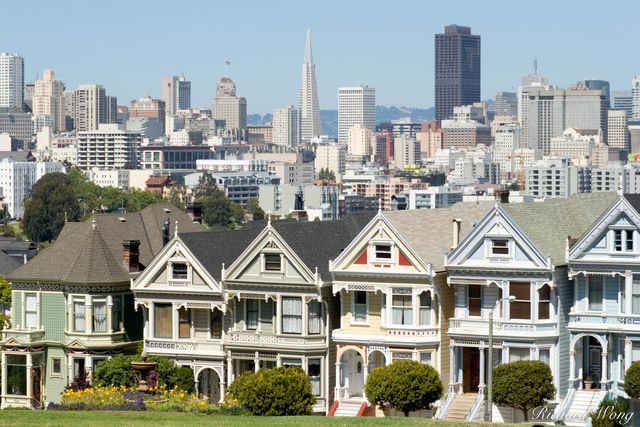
[93,354,136,387]
[146,355,177,388]
[624,361,640,399]
[590,398,631,427]
[490,360,555,422]
[65,369,91,392]
[227,366,316,415]
[364,360,443,417]
[174,366,196,393]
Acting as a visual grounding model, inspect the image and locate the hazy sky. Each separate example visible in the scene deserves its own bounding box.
[3,0,639,113]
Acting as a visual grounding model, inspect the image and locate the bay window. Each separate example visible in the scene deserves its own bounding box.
[468,286,481,316]
[509,347,530,362]
[392,292,412,325]
[539,349,550,366]
[419,292,432,326]
[282,297,302,334]
[353,291,367,323]
[308,300,322,334]
[154,303,172,338]
[178,307,190,338]
[510,282,531,320]
[538,285,550,320]
[588,276,603,312]
[93,299,107,332]
[6,355,26,396]
[112,296,121,332]
[633,276,640,314]
[245,300,258,330]
[73,298,86,332]
[308,358,322,396]
[210,309,223,339]
[25,293,37,329]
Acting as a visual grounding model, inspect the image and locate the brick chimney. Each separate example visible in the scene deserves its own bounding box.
[122,240,140,273]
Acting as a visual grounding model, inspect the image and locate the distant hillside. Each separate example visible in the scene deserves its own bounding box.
[248,105,435,138]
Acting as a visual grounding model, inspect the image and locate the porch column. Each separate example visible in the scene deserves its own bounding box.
[601,351,608,386]
[479,346,486,388]
[625,272,633,314]
[226,354,233,386]
[1,352,7,397]
[219,378,225,403]
[86,295,93,334]
[276,295,282,335]
[85,356,92,381]
[450,345,455,384]
[569,350,575,381]
[254,351,260,373]
[106,295,113,334]
[335,361,342,397]
[362,360,369,401]
[625,339,632,373]
[26,353,32,401]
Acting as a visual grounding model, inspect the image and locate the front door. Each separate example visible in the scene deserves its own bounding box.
[588,342,602,386]
[347,352,364,397]
[32,367,41,407]
[463,347,480,393]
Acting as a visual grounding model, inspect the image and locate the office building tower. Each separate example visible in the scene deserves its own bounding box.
[493,92,517,117]
[32,69,66,132]
[633,76,640,120]
[161,75,191,132]
[608,109,630,151]
[612,91,633,118]
[347,123,373,157]
[575,80,610,108]
[0,53,24,110]
[393,135,420,169]
[212,75,247,141]
[73,84,107,132]
[0,110,33,149]
[338,85,375,144]
[177,76,191,110]
[314,143,345,181]
[77,124,141,169]
[434,25,481,122]
[272,105,299,147]
[24,82,35,102]
[299,30,321,143]
[518,68,550,147]
[106,95,117,124]
[131,96,166,133]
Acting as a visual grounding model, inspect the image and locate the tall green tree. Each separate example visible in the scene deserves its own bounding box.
[490,360,555,422]
[200,194,233,228]
[245,197,265,220]
[0,275,11,330]
[23,172,81,243]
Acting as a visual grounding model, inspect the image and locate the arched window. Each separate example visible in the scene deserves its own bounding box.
[419,291,432,326]
[538,284,551,320]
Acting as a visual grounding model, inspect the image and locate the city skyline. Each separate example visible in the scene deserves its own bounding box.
[2,0,640,113]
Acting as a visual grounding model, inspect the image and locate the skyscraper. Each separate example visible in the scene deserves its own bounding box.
[177,76,191,110]
[73,84,106,132]
[607,109,630,151]
[517,68,550,148]
[633,76,640,120]
[0,53,24,110]
[272,105,299,147]
[299,30,321,143]
[212,75,247,141]
[161,75,191,132]
[33,69,66,132]
[434,25,481,122]
[338,85,375,144]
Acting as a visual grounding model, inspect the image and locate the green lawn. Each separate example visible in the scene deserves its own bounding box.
[0,411,531,426]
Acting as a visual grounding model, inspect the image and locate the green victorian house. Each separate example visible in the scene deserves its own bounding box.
[1,204,204,408]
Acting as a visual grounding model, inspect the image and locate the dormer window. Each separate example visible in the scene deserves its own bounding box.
[613,229,634,252]
[264,254,282,272]
[491,239,509,256]
[374,244,392,260]
[172,263,188,280]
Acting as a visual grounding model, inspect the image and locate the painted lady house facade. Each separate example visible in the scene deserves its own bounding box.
[442,193,617,423]
[1,205,203,408]
[329,203,490,416]
[558,194,640,418]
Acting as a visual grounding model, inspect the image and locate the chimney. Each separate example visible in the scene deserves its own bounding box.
[162,218,170,246]
[495,188,510,203]
[452,219,462,248]
[122,240,140,273]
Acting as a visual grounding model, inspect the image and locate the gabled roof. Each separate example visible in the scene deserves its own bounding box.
[10,204,205,285]
[503,192,618,266]
[382,202,494,271]
[179,213,376,281]
[0,251,22,277]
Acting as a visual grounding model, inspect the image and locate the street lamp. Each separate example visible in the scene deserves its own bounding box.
[485,295,516,422]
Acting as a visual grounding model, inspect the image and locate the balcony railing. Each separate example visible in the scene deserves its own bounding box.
[568,313,640,330]
[225,332,326,347]
[448,317,557,336]
[146,339,224,355]
[2,329,45,344]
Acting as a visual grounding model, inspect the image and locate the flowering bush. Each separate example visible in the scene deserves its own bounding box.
[48,384,243,414]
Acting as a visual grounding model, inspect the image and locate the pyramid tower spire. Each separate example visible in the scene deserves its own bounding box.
[299,29,321,143]
[304,29,313,64]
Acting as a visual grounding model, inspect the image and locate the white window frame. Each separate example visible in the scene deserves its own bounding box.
[391,291,413,327]
[50,356,63,378]
[92,298,107,333]
[73,297,86,333]
[24,293,38,330]
[490,238,510,257]
[351,291,369,325]
[262,252,283,273]
[372,242,393,262]
[419,351,434,366]
[587,275,604,312]
[167,257,191,284]
[245,299,259,331]
[611,227,635,253]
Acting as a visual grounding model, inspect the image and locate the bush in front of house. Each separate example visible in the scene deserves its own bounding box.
[93,354,136,387]
[490,360,555,422]
[364,360,443,417]
[173,366,196,394]
[590,397,631,427]
[227,366,316,416]
[624,361,640,399]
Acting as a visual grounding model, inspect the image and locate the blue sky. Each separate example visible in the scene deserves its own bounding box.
[3,0,639,113]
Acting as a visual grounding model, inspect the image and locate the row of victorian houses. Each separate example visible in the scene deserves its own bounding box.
[2,192,640,423]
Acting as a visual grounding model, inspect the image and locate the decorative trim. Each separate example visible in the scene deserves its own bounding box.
[11,282,130,293]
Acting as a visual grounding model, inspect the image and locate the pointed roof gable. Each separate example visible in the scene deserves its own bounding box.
[503,192,618,266]
[382,202,494,271]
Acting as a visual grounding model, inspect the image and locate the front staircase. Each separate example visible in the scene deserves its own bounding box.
[555,389,605,427]
[443,393,478,420]
[333,399,365,417]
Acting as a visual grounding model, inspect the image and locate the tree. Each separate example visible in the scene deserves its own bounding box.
[245,197,265,220]
[200,193,233,229]
[227,366,316,416]
[193,172,219,199]
[0,275,11,330]
[318,168,336,182]
[491,360,555,422]
[23,172,80,243]
[625,361,640,399]
[93,354,136,387]
[364,360,443,417]
[166,187,185,210]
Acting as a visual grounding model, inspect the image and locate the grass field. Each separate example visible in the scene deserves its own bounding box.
[0,411,530,426]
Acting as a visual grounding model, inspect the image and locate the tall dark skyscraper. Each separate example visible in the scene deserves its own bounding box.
[435,25,481,122]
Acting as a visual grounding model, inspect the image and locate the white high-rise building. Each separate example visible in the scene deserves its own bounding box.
[0,53,24,110]
[492,121,523,177]
[347,123,373,157]
[212,75,247,141]
[393,135,420,169]
[299,30,321,143]
[73,84,107,132]
[315,143,345,181]
[338,85,375,144]
[517,71,550,148]
[633,76,640,120]
[33,69,65,132]
[608,109,630,151]
[77,124,141,170]
[161,75,191,132]
[272,105,299,147]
